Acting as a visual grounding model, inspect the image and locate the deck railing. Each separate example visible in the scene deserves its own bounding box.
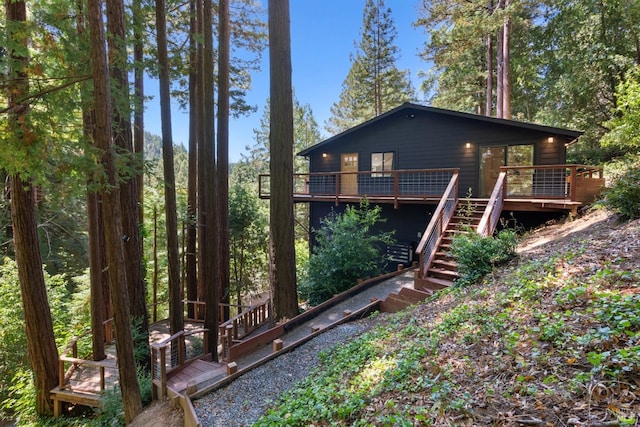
[151,327,209,399]
[219,299,270,361]
[415,171,459,280]
[477,171,507,237]
[259,168,458,207]
[502,164,604,202]
[57,318,117,396]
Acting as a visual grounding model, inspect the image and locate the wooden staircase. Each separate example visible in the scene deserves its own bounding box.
[415,199,487,292]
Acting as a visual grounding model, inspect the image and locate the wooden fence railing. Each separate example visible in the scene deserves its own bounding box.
[151,328,209,399]
[477,171,506,237]
[415,171,459,280]
[219,299,270,361]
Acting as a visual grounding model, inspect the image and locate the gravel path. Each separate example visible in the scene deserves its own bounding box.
[192,321,376,426]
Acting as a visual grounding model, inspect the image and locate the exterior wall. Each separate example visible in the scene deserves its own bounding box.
[307,106,567,197]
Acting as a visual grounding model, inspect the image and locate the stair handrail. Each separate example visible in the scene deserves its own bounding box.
[151,327,209,399]
[415,171,459,279]
[477,171,507,237]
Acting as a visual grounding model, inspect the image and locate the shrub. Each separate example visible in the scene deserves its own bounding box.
[602,167,640,220]
[300,201,394,305]
[450,229,517,287]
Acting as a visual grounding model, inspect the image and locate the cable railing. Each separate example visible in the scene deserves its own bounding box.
[259,168,459,207]
[151,327,209,399]
[502,164,604,201]
[415,171,459,280]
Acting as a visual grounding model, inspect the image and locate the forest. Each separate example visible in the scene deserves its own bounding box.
[1,0,640,425]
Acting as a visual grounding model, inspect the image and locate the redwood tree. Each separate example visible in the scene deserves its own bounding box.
[106,0,149,351]
[156,0,184,337]
[87,0,142,420]
[268,0,298,322]
[217,0,231,320]
[5,0,59,415]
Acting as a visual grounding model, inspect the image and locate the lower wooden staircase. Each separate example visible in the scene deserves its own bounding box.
[417,199,487,292]
[414,169,506,295]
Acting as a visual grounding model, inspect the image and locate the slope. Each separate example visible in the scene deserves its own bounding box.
[256,209,640,426]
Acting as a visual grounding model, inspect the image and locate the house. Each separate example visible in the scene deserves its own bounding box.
[259,102,603,291]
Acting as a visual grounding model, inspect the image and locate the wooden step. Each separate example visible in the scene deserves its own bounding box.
[434,251,452,260]
[380,293,416,313]
[432,259,457,270]
[427,267,459,281]
[398,286,432,301]
[415,276,453,292]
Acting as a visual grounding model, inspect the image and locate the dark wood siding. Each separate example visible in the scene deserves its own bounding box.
[308,107,566,197]
[309,201,435,253]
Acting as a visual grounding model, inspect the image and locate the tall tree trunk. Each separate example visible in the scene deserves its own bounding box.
[186,0,198,320]
[87,0,142,421]
[485,33,493,117]
[202,0,219,360]
[502,0,511,119]
[105,0,149,357]
[268,0,298,323]
[217,0,231,321]
[133,0,145,221]
[155,0,184,338]
[196,0,207,322]
[5,0,59,415]
[75,0,108,361]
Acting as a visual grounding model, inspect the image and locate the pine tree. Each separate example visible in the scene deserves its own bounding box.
[326,0,414,134]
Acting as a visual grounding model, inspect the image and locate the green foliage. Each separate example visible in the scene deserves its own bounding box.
[255,219,640,426]
[602,167,640,220]
[228,182,269,303]
[300,201,394,305]
[0,258,74,418]
[326,0,414,134]
[450,229,518,287]
[602,66,640,151]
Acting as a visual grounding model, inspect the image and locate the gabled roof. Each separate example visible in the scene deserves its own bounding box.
[299,102,583,156]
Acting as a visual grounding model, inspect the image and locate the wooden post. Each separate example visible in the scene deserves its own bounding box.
[569,166,577,201]
[226,361,237,376]
[310,325,320,333]
[273,339,283,352]
[58,359,65,391]
[343,310,352,318]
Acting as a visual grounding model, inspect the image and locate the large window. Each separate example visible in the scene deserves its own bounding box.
[371,152,394,177]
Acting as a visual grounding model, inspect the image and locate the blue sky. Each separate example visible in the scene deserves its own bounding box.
[144,1,428,162]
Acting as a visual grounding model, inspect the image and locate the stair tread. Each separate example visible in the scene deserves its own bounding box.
[428,268,459,278]
[421,277,454,289]
[432,259,457,269]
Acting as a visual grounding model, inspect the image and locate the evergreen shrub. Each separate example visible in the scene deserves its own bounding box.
[450,229,517,287]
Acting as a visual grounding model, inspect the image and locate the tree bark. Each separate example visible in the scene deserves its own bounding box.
[106,0,149,356]
[186,0,198,320]
[502,0,511,119]
[202,0,219,360]
[87,0,142,421]
[75,0,108,361]
[133,0,145,222]
[217,0,231,321]
[5,0,59,415]
[268,0,299,323]
[155,0,184,338]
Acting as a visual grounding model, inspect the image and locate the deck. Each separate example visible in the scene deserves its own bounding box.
[50,320,216,416]
[258,165,604,213]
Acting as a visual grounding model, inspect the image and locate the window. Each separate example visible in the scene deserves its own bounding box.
[371,152,394,177]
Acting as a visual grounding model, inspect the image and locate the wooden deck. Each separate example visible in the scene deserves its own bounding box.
[51,320,221,416]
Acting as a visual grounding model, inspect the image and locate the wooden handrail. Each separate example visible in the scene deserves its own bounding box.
[477,171,506,237]
[259,168,460,199]
[218,299,270,361]
[151,327,209,400]
[500,164,603,202]
[416,172,459,279]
